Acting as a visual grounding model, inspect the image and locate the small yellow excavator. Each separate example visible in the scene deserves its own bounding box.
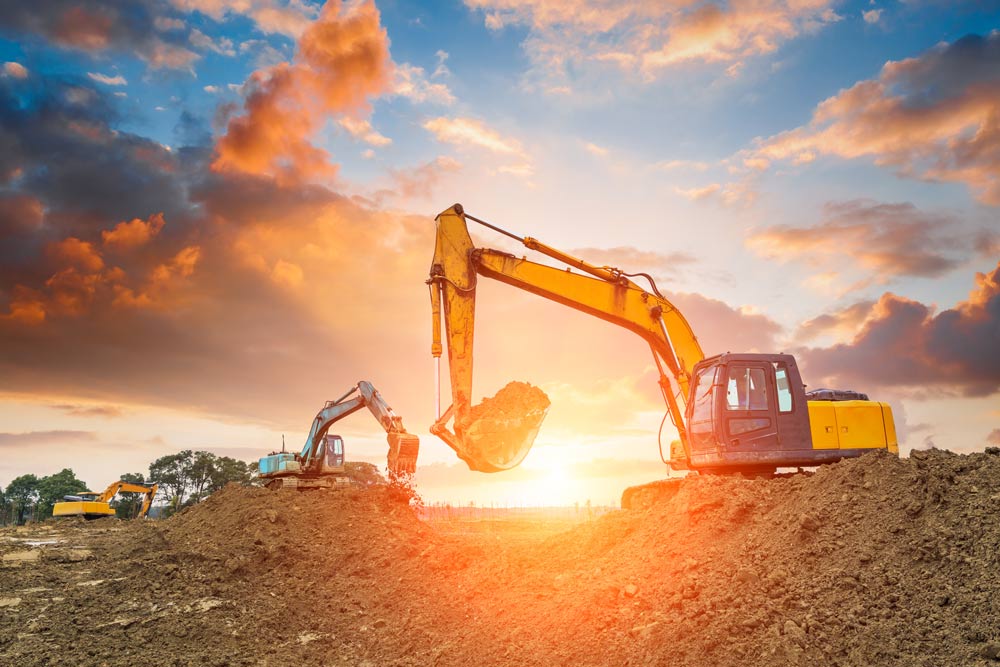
[258,381,420,490]
[427,204,898,503]
[53,481,159,520]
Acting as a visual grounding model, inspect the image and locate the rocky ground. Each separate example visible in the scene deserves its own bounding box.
[2,448,999,666]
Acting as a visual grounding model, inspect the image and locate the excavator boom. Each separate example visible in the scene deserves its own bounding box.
[428,204,704,471]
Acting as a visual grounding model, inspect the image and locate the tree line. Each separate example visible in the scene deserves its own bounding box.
[0,450,254,525]
[0,451,387,525]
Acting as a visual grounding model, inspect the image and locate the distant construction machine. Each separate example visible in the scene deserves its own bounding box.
[259,381,420,490]
[54,481,159,520]
[427,204,898,494]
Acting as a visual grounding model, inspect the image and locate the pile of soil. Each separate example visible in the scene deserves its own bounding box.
[464,381,551,423]
[457,381,551,471]
[2,449,999,666]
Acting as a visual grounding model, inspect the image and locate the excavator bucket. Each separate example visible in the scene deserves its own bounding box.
[387,432,420,476]
[453,382,551,472]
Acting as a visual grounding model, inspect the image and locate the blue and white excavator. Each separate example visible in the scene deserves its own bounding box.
[258,381,419,490]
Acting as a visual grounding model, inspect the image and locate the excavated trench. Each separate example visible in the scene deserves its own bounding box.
[1,448,999,666]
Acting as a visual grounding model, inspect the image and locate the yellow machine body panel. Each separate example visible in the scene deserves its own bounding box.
[807,400,897,453]
[52,500,116,518]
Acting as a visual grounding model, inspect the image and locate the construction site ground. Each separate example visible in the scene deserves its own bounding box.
[2,448,999,667]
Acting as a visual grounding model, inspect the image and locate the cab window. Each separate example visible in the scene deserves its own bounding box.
[726,367,768,411]
[772,362,793,413]
[691,366,717,423]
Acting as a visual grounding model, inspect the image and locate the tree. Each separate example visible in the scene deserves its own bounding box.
[0,484,7,526]
[6,474,40,525]
[115,472,148,519]
[149,450,194,514]
[208,456,252,492]
[187,451,218,504]
[345,461,385,487]
[36,469,88,520]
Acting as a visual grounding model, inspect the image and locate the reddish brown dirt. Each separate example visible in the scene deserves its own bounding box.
[464,381,551,423]
[2,448,1000,666]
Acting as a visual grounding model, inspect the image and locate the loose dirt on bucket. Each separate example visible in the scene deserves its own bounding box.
[1,448,999,666]
[456,381,551,470]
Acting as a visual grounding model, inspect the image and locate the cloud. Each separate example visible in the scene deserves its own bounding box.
[568,246,696,283]
[750,32,1000,205]
[675,183,721,201]
[2,62,28,79]
[674,181,755,207]
[423,116,525,156]
[381,156,462,200]
[189,27,235,57]
[462,0,840,84]
[654,159,709,171]
[0,430,97,446]
[747,199,993,282]
[393,63,455,105]
[0,194,44,238]
[986,428,1000,446]
[799,262,1000,397]
[338,117,391,147]
[584,142,607,156]
[169,0,319,38]
[0,1,199,71]
[49,403,125,418]
[862,9,882,24]
[87,72,128,86]
[0,76,188,227]
[101,212,166,250]
[213,0,394,181]
[670,291,782,355]
[794,300,875,343]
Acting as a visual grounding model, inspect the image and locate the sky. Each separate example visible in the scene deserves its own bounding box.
[0,0,998,506]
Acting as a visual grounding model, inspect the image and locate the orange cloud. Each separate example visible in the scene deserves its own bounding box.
[213,0,393,180]
[2,61,28,79]
[751,33,1000,205]
[3,213,201,324]
[49,237,105,273]
[102,213,166,250]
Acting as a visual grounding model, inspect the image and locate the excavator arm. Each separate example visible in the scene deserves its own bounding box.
[428,204,705,472]
[300,381,419,476]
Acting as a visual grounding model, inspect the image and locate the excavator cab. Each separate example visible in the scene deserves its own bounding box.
[325,434,345,468]
[679,353,896,473]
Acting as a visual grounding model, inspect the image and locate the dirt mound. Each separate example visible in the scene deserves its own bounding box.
[2,449,999,666]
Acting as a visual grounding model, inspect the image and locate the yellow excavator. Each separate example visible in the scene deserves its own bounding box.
[427,204,898,501]
[53,481,159,520]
